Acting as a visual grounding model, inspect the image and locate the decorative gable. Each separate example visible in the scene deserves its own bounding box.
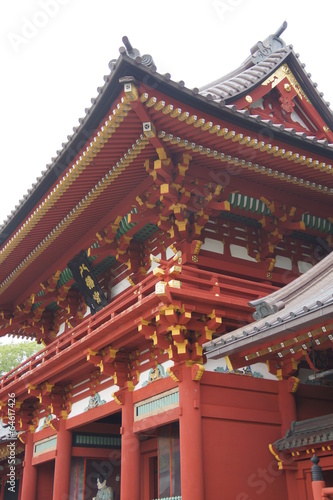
[234,63,333,142]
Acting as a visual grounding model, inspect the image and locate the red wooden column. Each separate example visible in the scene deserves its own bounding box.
[116,387,140,500]
[278,378,297,435]
[278,378,298,500]
[20,432,37,500]
[172,362,205,500]
[52,418,72,500]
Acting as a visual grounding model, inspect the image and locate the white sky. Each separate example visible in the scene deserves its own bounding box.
[1,0,332,227]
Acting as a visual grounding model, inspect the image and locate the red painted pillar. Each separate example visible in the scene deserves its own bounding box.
[20,432,37,500]
[52,419,72,500]
[119,388,140,500]
[312,479,327,499]
[278,379,299,499]
[278,378,297,435]
[177,363,205,500]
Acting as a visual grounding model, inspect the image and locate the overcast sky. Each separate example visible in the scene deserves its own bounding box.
[1,0,332,227]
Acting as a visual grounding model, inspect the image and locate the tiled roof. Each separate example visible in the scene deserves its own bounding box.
[205,251,333,358]
[199,22,332,114]
[199,22,333,146]
[0,37,156,245]
[250,250,333,320]
[273,413,333,451]
[2,29,333,247]
[220,105,333,150]
[199,47,291,101]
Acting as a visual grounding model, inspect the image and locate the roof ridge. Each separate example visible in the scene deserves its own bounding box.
[199,22,290,94]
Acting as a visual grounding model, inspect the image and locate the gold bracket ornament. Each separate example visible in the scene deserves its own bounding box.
[168,365,182,382]
[123,82,138,102]
[143,122,156,138]
[262,64,309,102]
[287,376,300,393]
[191,364,205,381]
[268,444,283,470]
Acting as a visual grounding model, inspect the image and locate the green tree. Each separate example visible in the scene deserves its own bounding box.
[0,341,42,375]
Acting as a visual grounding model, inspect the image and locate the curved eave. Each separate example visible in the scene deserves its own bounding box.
[229,50,333,132]
[249,251,333,318]
[0,67,332,312]
[124,56,333,155]
[199,48,333,146]
[2,50,333,249]
[198,53,258,94]
[204,252,333,360]
[199,46,292,100]
[273,413,333,452]
[199,45,333,131]
[286,52,333,130]
[0,54,131,246]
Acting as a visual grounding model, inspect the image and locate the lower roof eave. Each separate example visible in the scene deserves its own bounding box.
[204,303,333,361]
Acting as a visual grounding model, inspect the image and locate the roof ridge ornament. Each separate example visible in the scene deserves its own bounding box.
[121,35,156,69]
[251,21,288,64]
[122,35,140,59]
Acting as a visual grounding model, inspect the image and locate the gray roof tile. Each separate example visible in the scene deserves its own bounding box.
[205,251,333,358]
[199,47,291,101]
[2,28,333,245]
[274,413,333,451]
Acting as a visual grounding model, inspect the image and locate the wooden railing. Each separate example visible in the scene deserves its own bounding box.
[0,263,275,393]
[0,270,160,391]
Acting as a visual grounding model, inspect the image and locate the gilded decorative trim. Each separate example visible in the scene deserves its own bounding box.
[158,131,332,195]
[262,63,310,102]
[244,322,333,363]
[0,95,132,264]
[268,443,283,470]
[141,91,332,175]
[0,135,149,295]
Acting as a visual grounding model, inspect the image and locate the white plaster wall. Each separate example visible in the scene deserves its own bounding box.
[135,359,174,390]
[166,246,176,260]
[201,238,224,254]
[68,382,117,419]
[298,260,313,274]
[290,110,310,130]
[205,357,278,381]
[146,253,162,274]
[230,244,257,262]
[110,277,131,299]
[275,255,292,270]
[205,357,228,372]
[250,97,264,110]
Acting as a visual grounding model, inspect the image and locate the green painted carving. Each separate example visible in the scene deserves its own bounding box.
[214,365,263,378]
[142,364,168,387]
[84,393,106,411]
